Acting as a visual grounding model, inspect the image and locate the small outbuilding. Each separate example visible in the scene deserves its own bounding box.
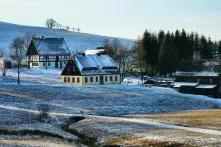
[174,71,220,97]
[0,57,12,69]
[61,53,121,85]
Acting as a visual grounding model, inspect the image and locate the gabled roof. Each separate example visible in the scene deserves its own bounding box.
[61,60,81,76]
[28,37,70,55]
[61,54,119,76]
[26,41,38,55]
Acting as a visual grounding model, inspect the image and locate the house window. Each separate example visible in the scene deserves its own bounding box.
[67,77,70,82]
[96,77,98,82]
[210,79,213,84]
[110,76,113,81]
[48,62,51,66]
[72,77,75,83]
[90,77,93,83]
[105,76,107,82]
[33,62,38,66]
[85,77,88,83]
[43,62,46,66]
[64,77,67,82]
[77,78,80,83]
[115,76,118,82]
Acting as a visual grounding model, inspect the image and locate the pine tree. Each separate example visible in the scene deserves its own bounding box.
[142,30,152,73]
[218,41,221,59]
[159,33,177,76]
[199,36,213,59]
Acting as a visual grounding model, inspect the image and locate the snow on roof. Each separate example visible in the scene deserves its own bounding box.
[85,49,105,55]
[74,54,119,75]
[195,84,217,89]
[33,38,70,55]
[176,71,219,77]
[173,82,199,88]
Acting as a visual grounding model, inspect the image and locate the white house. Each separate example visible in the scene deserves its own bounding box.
[26,37,70,68]
[61,53,121,85]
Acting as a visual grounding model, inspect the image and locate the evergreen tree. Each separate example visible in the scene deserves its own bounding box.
[142,30,152,73]
[199,36,213,59]
[193,33,200,59]
[158,30,165,45]
[142,30,159,74]
[218,41,221,58]
[159,33,177,75]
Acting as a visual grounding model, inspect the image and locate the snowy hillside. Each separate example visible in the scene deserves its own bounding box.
[0,21,134,54]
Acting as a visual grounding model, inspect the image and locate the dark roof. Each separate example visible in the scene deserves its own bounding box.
[61,60,81,76]
[61,54,119,76]
[26,41,38,55]
[28,38,70,55]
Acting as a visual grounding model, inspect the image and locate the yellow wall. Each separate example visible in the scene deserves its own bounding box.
[61,74,121,85]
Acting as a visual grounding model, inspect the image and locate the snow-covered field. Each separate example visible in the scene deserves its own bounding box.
[1,69,221,122]
[1,69,221,146]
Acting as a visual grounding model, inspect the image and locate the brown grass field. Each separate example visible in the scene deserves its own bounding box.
[138,109,221,130]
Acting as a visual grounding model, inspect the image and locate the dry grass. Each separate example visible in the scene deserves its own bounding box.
[106,134,191,147]
[144,109,221,130]
[0,139,75,147]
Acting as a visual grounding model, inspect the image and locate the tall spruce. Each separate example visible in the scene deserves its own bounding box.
[159,32,177,75]
[199,36,213,59]
[218,41,221,58]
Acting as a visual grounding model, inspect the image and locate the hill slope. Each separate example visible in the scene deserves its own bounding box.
[0,21,134,54]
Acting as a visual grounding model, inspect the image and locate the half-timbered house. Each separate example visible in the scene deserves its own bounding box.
[26,37,70,68]
[61,53,121,85]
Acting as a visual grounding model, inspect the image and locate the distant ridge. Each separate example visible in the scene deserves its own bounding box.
[0,21,134,54]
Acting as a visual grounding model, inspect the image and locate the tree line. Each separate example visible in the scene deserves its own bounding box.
[45,18,81,32]
[104,29,221,78]
[136,29,221,76]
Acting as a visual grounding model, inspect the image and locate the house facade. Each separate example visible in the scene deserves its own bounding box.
[26,37,70,68]
[174,71,220,97]
[0,57,12,69]
[61,54,121,85]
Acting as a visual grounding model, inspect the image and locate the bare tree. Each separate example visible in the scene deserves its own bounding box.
[77,28,81,32]
[0,47,4,57]
[10,37,25,85]
[134,38,145,73]
[23,33,36,49]
[104,39,135,81]
[0,47,6,76]
[46,18,57,29]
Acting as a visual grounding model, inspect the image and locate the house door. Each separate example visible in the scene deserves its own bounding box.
[100,76,104,84]
[60,62,63,68]
[55,56,59,68]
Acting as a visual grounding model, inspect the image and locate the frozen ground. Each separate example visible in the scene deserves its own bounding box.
[1,69,221,146]
[1,69,221,123]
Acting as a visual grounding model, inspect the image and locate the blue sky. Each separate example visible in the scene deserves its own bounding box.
[0,0,221,39]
